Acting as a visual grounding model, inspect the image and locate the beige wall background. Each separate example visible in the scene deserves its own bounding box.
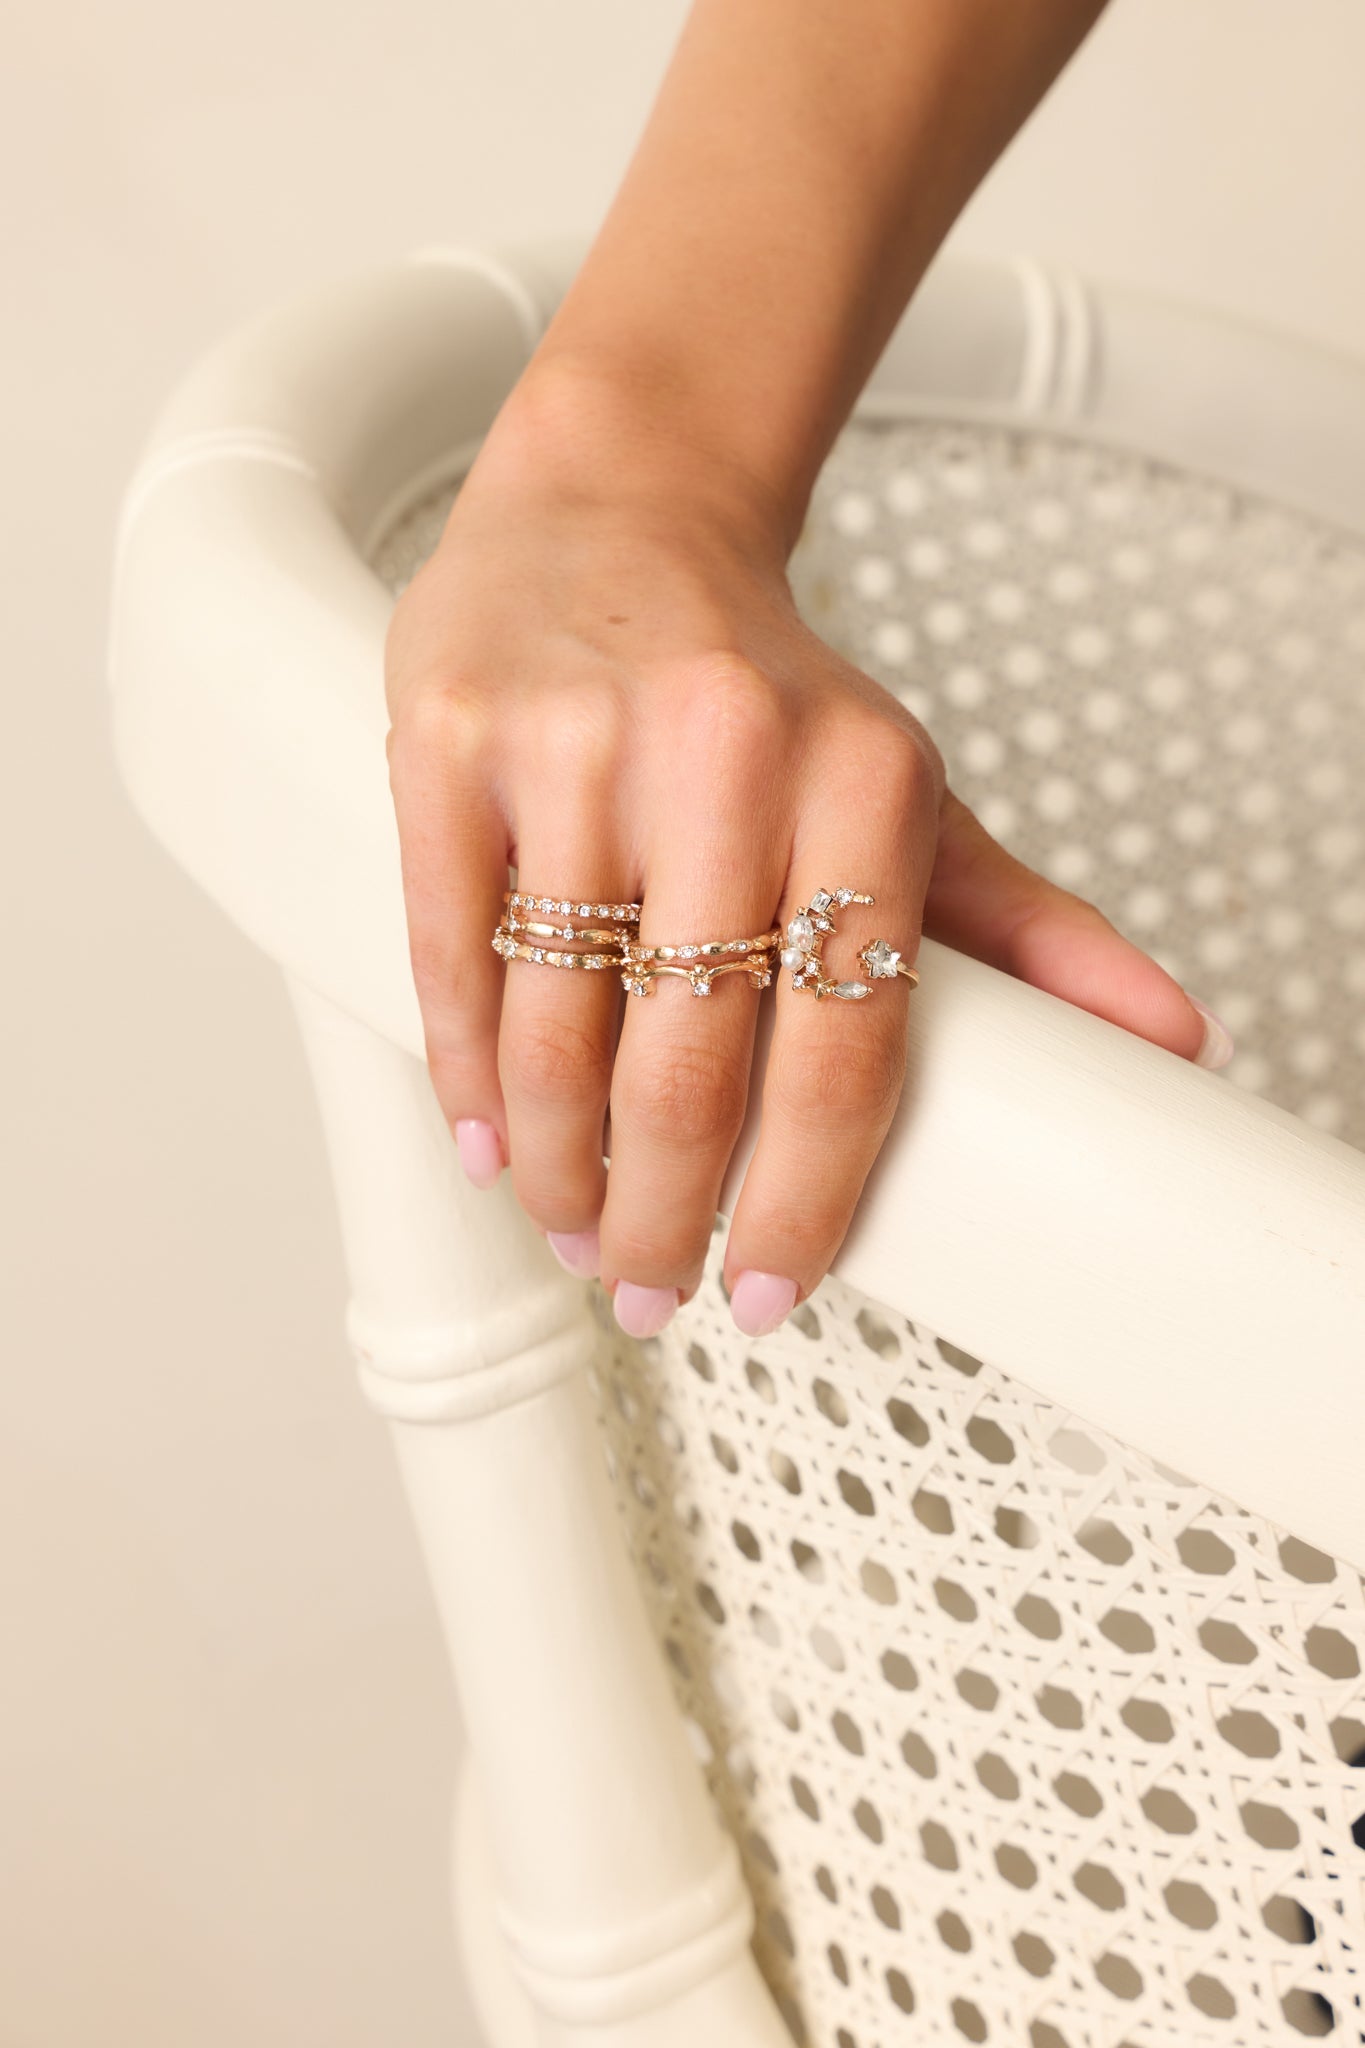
[3,2,1362,2042]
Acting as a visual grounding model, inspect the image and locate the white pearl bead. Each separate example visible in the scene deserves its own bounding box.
[780,946,805,971]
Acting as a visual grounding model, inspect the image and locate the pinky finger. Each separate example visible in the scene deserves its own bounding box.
[385,709,511,1185]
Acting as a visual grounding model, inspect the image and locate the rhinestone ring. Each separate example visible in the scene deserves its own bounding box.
[622,956,776,999]
[779,887,920,1002]
[504,891,641,924]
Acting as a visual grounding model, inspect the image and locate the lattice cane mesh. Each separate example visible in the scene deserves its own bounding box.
[372,418,1365,2044]
[583,1236,1365,2047]
[784,423,1365,1150]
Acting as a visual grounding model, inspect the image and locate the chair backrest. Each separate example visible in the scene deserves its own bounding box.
[110,239,1365,2048]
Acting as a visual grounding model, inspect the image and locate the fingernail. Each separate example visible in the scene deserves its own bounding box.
[730,1269,798,1338]
[547,1226,600,1278]
[1188,996,1236,1072]
[455,1118,504,1189]
[612,1281,679,1339]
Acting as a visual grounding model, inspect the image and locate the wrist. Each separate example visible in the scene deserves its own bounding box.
[475,344,808,570]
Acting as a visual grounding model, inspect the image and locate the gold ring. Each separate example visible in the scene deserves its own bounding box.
[504,913,636,946]
[622,957,775,999]
[621,926,781,963]
[504,891,640,925]
[779,887,920,1002]
[491,932,622,970]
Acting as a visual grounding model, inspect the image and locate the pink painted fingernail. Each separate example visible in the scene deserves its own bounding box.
[612,1282,679,1339]
[730,1270,798,1338]
[1188,997,1235,1072]
[547,1227,601,1278]
[455,1118,504,1189]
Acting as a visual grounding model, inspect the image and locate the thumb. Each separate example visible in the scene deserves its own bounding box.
[922,787,1235,1070]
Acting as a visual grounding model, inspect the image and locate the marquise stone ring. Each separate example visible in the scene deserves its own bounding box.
[779,886,920,1001]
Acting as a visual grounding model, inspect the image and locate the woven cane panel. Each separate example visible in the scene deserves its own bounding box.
[375,418,1365,1151]
[584,1235,1365,2047]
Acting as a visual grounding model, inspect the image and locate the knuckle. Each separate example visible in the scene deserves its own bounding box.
[503,1016,614,1103]
[535,686,627,783]
[875,721,942,802]
[513,1166,604,1234]
[388,675,491,783]
[673,653,787,761]
[773,1027,905,1127]
[605,1216,709,1282]
[423,1038,477,1113]
[744,1199,842,1275]
[615,1040,750,1148]
[409,941,457,1012]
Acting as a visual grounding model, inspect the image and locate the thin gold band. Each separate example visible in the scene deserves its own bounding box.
[621,957,775,999]
[621,927,781,964]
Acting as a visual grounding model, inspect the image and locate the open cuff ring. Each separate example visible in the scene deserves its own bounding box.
[779,886,920,1001]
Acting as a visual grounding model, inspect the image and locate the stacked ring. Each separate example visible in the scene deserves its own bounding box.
[619,925,781,998]
[489,885,919,1009]
[492,890,639,972]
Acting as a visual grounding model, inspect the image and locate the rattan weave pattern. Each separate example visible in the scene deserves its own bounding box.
[586,1233,1365,2047]
[785,421,1365,1152]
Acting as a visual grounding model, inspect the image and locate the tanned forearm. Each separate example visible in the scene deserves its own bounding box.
[518,0,1111,559]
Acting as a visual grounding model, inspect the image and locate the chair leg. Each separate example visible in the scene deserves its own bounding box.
[283,973,790,2048]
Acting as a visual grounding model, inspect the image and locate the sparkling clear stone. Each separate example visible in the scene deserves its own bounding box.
[679,945,697,959]
[864,938,901,978]
[835,888,854,906]
[531,948,544,962]
[813,915,833,931]
[691,976,712,996]
[834,980,871,1000]
[791,974,806,988]
[810,890,834,914]
[787,914,815,946]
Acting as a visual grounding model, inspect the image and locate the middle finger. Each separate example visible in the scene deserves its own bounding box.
[599,823,788,1336]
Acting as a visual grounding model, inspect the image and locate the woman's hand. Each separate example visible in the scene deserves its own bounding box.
[383,361,1223,1342]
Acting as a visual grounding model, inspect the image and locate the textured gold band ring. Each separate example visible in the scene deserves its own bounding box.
[503,914,635,946]
[621,927,782,964]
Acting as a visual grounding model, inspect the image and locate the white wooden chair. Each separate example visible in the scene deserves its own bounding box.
[108,239,1365,2048]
